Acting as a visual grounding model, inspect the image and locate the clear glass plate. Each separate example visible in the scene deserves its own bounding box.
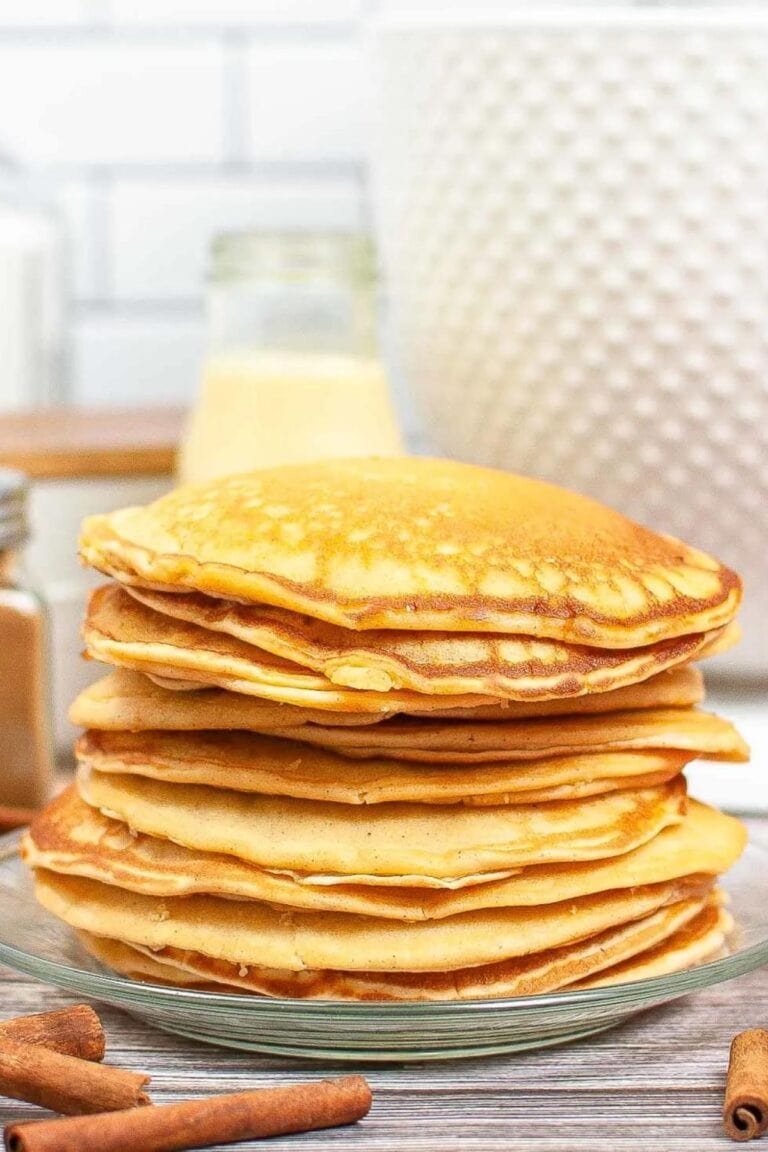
[1,827,767,1062]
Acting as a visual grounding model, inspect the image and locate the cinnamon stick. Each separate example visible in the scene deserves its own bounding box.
[0,1038,149,1116]
[0,1007,104,1062]
[4,1074,372,1152]
[724,1029,768,1141]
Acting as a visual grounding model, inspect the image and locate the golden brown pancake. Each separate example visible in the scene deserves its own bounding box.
[77,767,687,882]
[26,455,749,1010]
[79,457,740,644]
[572,902,732,989]
[269,707,749,764]
[75,729,689,806]
[124,584,730,701]
[24,787,745,920]
[69,666,707,732]
[76,894,717,1000]
[34,867,708,973]
[83,585,498,713]
[69,670,382,730]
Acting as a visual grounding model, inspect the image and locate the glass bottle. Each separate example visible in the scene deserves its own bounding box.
[178,231,404,484]
[0,470,52,807]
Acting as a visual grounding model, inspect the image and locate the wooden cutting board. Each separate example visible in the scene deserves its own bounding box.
[0,408,186,479]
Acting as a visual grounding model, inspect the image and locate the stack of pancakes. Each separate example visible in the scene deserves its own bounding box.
[23,458,749,1001]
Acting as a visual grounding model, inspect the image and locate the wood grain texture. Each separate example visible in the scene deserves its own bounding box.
[0,967,764,1149]
[0,821,766,1149]
[0,408,185,479]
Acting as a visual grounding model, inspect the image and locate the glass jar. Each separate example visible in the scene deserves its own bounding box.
[0,470,52,807]
[178,231,404,484]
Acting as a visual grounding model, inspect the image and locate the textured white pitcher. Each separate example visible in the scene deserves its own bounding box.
[372,9,768,673]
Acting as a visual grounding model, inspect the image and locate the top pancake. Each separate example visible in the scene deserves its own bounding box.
[79,457,740,646]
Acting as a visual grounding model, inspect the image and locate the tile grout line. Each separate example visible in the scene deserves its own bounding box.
[39,160,365,181]
[77,299,206,316]
[0,24,361,46]
[221,29,251,166]
[87,168,113,303]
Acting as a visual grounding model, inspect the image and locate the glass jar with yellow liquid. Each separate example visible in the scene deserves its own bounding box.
[178,231,404,484]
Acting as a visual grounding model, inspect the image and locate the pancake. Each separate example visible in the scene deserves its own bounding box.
[124,584,729,701]
[83,585,495,713]
[24,787,746,920]
[78,767,687,882]
[75,729,689,806]
[693,621,742,660]
[78,457,740,644]
[34,867,708,973]
[69,671,382,730]
[407,665,707,719]
[270,707,749,764]
[76,894,716,1000]
[573,902,732,989]
[68,666,706,732]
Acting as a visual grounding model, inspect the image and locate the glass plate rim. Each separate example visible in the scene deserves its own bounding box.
[1,825,767,1019]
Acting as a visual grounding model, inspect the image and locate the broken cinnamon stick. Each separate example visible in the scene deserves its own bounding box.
[4,1073,372,1152]
[0,1007,104,1062]
[0,1038,149,1116]
[724,1029,768,1141]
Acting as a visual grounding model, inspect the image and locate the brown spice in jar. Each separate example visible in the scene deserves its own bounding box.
[0,477,52,809]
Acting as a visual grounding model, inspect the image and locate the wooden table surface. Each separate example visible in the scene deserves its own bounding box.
[0,406,184,478]
[0,837,765,1151]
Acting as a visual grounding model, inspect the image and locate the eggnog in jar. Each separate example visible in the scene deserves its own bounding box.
[178,232,403,484]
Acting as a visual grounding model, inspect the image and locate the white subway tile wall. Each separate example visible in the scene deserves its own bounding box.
[0,0,371,411]
[0,43,225,167]
[0,0,652,419]
[73,310,207,407]
[0,1,86,25]
[110,178,364,301]
[245,42,365,163]
[111,0,364,25]
[55,179,104,301]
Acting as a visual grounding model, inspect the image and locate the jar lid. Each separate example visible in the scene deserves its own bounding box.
[0,469,28,552]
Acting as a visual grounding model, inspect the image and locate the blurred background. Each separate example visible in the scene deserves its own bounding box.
[0,0,376,417]
[0,1,764,810]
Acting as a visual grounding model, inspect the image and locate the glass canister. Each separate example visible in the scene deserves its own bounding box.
[0,470,52,807]
[178,231,404,484]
